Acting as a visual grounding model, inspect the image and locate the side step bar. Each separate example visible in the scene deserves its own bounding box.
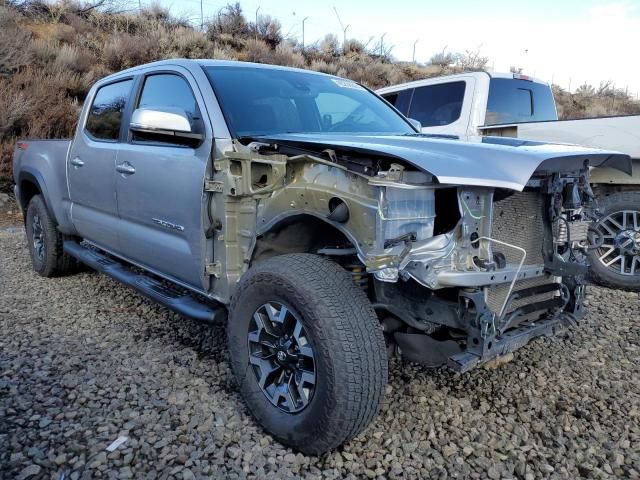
[63,241,226,324]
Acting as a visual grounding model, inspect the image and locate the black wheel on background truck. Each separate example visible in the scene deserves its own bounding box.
[25,195,77,277]
[227,253,388,455]
[588,191,640,291]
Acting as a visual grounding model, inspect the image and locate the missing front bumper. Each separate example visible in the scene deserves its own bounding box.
[447,311,570,372]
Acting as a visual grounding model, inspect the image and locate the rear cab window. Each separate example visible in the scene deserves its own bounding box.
[407,82,466,127]
[85,79,133,141]
[486,78,557,125]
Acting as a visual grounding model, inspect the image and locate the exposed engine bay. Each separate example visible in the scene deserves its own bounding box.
[208,134,626,371]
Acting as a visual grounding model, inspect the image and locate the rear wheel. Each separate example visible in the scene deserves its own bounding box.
[228,254,388,455]
[588,191,640,290]
[25,195,77,277]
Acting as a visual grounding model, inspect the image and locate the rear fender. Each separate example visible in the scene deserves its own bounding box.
[17,167,76,235]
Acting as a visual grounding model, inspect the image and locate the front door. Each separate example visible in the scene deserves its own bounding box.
[115,70,212,289]
[68,78,134,253]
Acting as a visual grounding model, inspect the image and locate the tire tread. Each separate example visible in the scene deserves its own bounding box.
[228,253,388,454]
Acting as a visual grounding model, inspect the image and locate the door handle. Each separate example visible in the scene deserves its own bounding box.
[116,163,136,175]
[70,157,84,167]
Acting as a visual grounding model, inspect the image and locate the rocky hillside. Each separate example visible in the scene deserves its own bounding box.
[1,0,639,191]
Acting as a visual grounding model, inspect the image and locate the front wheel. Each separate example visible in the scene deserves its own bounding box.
[588,191,640,291]
[228,254,388,455]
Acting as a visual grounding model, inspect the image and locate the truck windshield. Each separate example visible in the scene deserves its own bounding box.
[486,78,558,125]
[204,66,414,137]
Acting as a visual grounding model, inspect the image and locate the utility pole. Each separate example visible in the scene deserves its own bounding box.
[255,6,260,41]
[333,7,349,53]
[302,16,309,51]
[380,33,387,57]
[200,0,204,31]
[412,39,418,63]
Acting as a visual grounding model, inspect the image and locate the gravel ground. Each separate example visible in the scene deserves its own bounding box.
[1,225,639,480]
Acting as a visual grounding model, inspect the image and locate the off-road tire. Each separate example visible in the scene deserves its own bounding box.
[228,254,388,455]
[25,195,77,277]
[588,191,640,291]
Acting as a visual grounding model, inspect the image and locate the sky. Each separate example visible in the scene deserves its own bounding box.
[150,0,640,96]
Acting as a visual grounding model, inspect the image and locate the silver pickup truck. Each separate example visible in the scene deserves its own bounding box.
[12,59,631,454]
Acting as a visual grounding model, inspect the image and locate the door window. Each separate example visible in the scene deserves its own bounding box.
[133,73,202,145]
[137,74,199,120]
[381,90,411,116]
[408,82,466,127]
[85,79,133,141]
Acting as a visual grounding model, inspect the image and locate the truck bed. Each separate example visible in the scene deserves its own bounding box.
[13,138,71,219]
[484,115,640,159]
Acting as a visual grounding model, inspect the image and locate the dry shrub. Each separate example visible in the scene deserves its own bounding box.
[207,2,249,40]
[0,7,33,75]
[62,12,92,35]
[271,43,305,68]
[0,79,33,137]
[325,55,408,89]
[251,14,282,48]
[553,82,640,120]
[239,39,304,68]
[54,44,94,73]
[0,140,17,191]
[343,39,365,55]
[239,38,271,63]
[9,68,81,138]
[31,38,61,66]
[210,32,245,51]
[319,34,339,57]
[103,33,159,71]
[52,22,75,43]
[168,28,214,59]
[0,65,82,187]
[309,60,340,76]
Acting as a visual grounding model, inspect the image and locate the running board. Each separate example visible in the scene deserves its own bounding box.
[63,241,226,324]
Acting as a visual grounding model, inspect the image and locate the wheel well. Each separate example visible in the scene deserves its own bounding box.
[19,179,41,215]
[252,215,356,265]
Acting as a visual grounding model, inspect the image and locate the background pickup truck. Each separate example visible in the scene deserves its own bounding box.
[378,72,640,290]
[12,59,630,455]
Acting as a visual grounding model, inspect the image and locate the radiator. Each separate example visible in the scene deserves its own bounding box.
[490,191,546,265]
[486,191,558,317]
[485,275,558,316]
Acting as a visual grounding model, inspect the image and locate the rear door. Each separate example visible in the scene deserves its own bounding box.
[115,68,213,289]
[68,78,134,253]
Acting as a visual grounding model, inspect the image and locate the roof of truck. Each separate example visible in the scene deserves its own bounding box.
[100,58,339,83]
[376,71,550,95]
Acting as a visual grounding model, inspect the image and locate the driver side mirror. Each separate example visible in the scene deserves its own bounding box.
[408,118,422,131]
[130,107,203,142]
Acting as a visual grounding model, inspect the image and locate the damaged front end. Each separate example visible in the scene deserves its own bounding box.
[357,163,598,371]
[213,134,629,372]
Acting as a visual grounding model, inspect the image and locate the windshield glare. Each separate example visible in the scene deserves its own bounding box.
[204,66,414,137]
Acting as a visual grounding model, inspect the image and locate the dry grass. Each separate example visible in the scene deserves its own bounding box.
[1,0,639,190]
